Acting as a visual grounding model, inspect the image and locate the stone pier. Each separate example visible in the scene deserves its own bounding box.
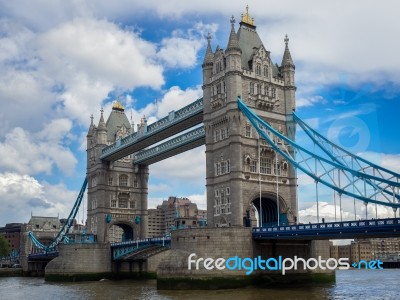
[157,227,334,289]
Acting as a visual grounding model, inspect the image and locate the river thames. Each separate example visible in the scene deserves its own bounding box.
[1,269,399,299]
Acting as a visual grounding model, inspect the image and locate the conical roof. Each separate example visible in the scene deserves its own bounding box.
[281,35,294,67]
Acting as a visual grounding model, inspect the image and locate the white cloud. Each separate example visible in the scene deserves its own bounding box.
[0,172,78,224]
[0,124,77,176]
[37,18,164,124]
[158,22,218,69]
[150,145,205,184]
[187,190,207,210]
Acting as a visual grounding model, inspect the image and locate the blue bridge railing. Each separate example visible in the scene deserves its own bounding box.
[111,237,171,260]
[252,218,400,239]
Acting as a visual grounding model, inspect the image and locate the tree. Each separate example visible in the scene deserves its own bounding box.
[0,235,10,257]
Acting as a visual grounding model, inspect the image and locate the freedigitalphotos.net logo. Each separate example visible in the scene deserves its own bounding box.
[188,253,384,275]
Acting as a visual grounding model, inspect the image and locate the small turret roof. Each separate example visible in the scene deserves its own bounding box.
[281,34,294,67]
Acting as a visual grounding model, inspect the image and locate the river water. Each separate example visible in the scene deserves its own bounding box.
[1,270,399,300]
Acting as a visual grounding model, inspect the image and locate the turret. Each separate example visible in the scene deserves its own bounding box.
[281,35,296,114]
[87,114,95,149]
[202,33,214,83]
[281,34,295,87]
[97,108,108,145]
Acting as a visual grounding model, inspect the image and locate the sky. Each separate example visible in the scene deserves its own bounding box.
[0,0,399,226]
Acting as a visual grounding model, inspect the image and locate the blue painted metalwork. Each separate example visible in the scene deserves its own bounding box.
[100,98,203,161]
[237,97,400,209]
[28,177,88,252]
[134,126,205,165]
[293,113,400,202]
[28,250,59,261]
[253,218,400,239]
[111,237,171,260]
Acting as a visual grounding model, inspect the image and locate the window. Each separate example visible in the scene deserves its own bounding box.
[111,200,117,208]
[250,82,254,94]
[118,193,129,208]
[256,64,261,76]
[215,129,220,142]
[91,176,97,187]
[272,88,276,98]
[92,198,97,209]
[216,163,221,176]
[260,157,272,174]
[217,83,221,94]
[250,160,257,173]
[215,189,219,197]
[264,65,268,77]
[245,125,251,137]
[108,177,113,186]
[221,161,226,174]
[119,200,128,208]
[226,187,230,195]
[257,84,261,95]
[119,175,128,187]
[133,180,138,188]
[226,160,230,173]
[264,86,269,96]
[130,200,136,209]
[221,128,226,140]
[274,160,281,176]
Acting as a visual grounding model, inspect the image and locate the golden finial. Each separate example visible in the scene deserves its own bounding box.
[112,98,124,111]
[241,5,254,26]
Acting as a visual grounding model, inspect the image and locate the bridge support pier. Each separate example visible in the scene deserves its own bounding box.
[157,228,334,289]
[45,243,112,281]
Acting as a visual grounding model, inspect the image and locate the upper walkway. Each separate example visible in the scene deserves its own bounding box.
[252,218,400,240]
[100,98,203,162]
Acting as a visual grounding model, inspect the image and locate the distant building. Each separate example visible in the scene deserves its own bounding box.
[330,238,400,261]
[148,196,207,237]
[0,223,23,255]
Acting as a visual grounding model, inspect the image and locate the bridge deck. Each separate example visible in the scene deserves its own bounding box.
[101,98,203,162]
[253,218,400,240]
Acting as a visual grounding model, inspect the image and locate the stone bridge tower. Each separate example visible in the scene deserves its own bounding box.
[86,101,148,242]
[203,7,298,228]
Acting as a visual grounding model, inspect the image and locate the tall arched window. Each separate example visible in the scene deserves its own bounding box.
[119,175,128,187]
[256,64,261,76]
[263,65,269,77]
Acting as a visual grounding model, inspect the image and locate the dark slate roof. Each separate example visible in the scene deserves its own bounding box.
[105,109,131,143]
[237,23,280,76]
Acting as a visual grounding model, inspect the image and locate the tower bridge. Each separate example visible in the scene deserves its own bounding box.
[22,7,400,287]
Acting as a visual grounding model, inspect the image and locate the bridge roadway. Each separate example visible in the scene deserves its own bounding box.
[100,98,203,162]
[253,218,400,240]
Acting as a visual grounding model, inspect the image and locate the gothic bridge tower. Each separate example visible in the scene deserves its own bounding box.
[203,7,297,228]
[86,101,148,242]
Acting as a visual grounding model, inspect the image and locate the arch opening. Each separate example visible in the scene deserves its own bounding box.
[108,223,134,243]
[252,197,288,227]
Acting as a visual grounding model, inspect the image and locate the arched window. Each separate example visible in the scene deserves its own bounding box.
[263,65,268,77]
[250,82,254,94]
[264,85,269,96]
[256,64,261,76]
[119,175,128,187]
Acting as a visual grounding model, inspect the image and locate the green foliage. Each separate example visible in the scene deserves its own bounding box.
[0,235,10,256]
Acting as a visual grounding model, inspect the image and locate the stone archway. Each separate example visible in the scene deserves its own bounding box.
[251,192,289,227]
[107,222,135,243]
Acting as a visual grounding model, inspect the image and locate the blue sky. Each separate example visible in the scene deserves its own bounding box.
[0,0,399,225]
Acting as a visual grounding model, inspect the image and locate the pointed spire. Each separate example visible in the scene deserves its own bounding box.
[87,114,94,136]
[98,107,107,131]
[130,109,135,133]
[202,32,214,65]
[281,34,294,67]
[226,15,240,50]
